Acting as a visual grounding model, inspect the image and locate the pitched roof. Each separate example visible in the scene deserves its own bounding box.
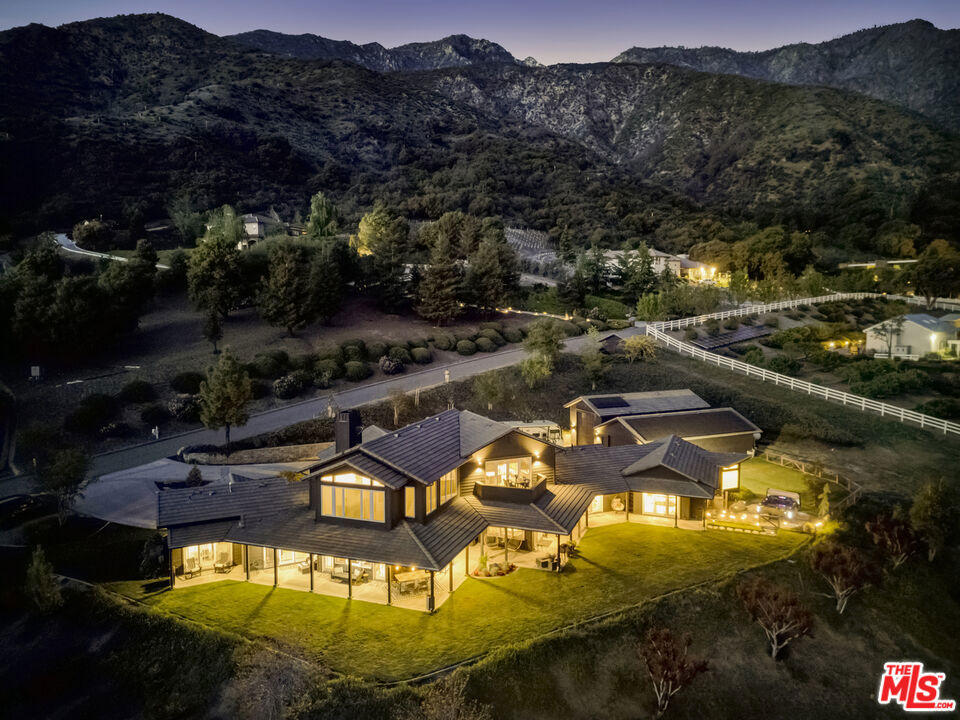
[865,313,955,334]
[463,494,568,534]
[158,475,307,527]
[564,390,709,419]
[600,408,761,442]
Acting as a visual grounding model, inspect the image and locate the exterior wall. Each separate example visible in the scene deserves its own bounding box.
[866,321,945,356]
[596,422,636,447]
[684,433,756,454]
[462,430,556,489]
[571,404,598,446]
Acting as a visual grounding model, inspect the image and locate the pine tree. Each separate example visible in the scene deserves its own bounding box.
[305,191,339,239]
[257,243,313,336]
[357,206,409,309]
[309,248,343,324]
[464,237,504,314]
[199,348,252,447]
[417,234,462,324]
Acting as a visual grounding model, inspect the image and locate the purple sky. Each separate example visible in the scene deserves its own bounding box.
[1,0,958,64]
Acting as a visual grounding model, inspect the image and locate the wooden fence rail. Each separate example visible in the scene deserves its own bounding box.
[759,449,863,512]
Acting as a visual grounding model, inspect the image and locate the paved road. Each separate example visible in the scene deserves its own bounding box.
[54,233,170,269]
[82,328,638,479]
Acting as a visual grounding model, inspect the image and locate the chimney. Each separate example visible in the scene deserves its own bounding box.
[335,409,362,453]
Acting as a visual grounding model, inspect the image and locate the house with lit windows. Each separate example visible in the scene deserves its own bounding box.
[159,400,751,612]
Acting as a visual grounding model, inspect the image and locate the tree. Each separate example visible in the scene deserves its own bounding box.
[203,307,223,353]
[24,546,63,613]
[619,246,657,305]
[167,193,205,244]
[737,577,814,660]
[557,267,587,311]
[199,348,252,447]
[401,672,492,720]
[257,243,313,336]
[388,389,412,427]
[580,327,606,390]
[305,191,339,239]
[524,319,565,362]
[909,240,960,309]
[637,627,708,719]
[187,206,244,319]
[357,206,409,308]
[635,292,667,321]
[186,465,204,486]
[622,334,657,363]
[309,247,343,324]
[866,509,920,570]
[798,265,827,298]
[520,353,553,389]
[817,483,831,518]
[728,269,751,307]
[810,542,877,613]
[418,234,462,324]
[909,479,958,562]
[869,316,906,357]
[473,371,506,411]
[72,219,113,251]
[37,448,89,526]
[463,236,505,315]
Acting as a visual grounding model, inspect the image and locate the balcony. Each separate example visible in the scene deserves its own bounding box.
[474,476,547,504]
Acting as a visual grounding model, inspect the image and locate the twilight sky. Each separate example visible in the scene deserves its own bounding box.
[1,0,958,64]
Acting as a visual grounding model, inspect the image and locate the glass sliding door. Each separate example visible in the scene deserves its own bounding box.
[641,493,677,517]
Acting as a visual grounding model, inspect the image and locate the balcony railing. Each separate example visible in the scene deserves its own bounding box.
[474,477,547,504]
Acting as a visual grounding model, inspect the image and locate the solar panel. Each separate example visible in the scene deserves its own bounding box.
[592,396,630,409]
[690,325,773,351]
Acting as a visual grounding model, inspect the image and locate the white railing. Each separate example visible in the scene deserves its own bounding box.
[874,352,920,361]
[886,294,960,312]
[645,323,960,437]
[644,293,875,331]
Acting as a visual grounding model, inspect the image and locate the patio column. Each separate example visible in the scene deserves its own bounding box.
[273,548,278,586]
[674,501,678,528]
[428,571,435,613]
[168,551,174,589]
[387,565,392,606]
[309,553,314,592]
[347,559,353,600]
[504,530,509,565]
[244,545,249,581]
[585,505,590,528]
[449,561,454,592]
[625,494,630,523]
[556,534,561,570]
[465,544,470,576]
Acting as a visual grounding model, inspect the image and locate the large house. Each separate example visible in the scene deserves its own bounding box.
[594,408,762,454]
[565,390,710,446]
[160,405,749,612]
[864,313,960,359]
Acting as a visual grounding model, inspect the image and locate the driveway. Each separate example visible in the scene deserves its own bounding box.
[54,233,170,269]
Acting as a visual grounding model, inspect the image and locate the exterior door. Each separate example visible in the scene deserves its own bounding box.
[641,493,677,517]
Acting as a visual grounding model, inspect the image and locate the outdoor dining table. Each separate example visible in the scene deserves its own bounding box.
[394,570,430,594]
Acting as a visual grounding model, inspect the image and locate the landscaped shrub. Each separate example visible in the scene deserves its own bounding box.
[431,332,456,351]
[742,347,765,366]
[851,369,927,399]
[170,371,204,394]
[764,316,779,328]
[479,321,504,333]
[319,346,346,366]
[502,327,523,344]
[475,337,497,353]
[557,320,582,337]
[314,358,344,380]
[798,304,810,311]
[722,318,741,330]
[117,380,157,404]
[479,328,506,346]
[290,352,318,371]
[684,328,699,341]
[249,354,284,379]
[140,404,171,427]
[378,356,404,375]
[264,349,290,368]
[273,374,306,399]
[456,340,477,356]
[766,356,802,376]
[606,318,632,330]
[344,361,371,382]
[741,316,755,326]
[915,398,960,420]
[342,344,364,362]
[574,320,592,333]
[341,339,366,357]
[785,310,804,321]
[388,346,412,364]
[64,394,120,435]
[411,347,433,364]
[704,319,721,337]
[168,395,200,422]
[367,341,388,361]
[409,337,429,349]
[453,330,477,343]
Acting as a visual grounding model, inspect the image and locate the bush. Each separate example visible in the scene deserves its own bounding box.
[319,346,346,365]
[314,358,344,380]
[556,320,582,337]
[388,346,412,364]
[785,310,804,321]
[367,341,388,361]
[409,337,429,349]
[273,374,306,399]
[684,328,699,341]
[606,318,632,330]
[250,381,270,399]
[64,394,120,435]
[168,395,200,422]
[248,354,285,379]
[99,422,133,438]
[140,404,171,426]
[851,369,927,399]
[767,355,802,376]
[574,320,592,333]
[475,337,497,352]
[411,347,433,364]
[502,327,523,343]
[722,317,740,330]
[341,338,366,356]
[479,328,506,346]
[456,340,477,356]
[764,316,779,328]
[290,352,318,371]
[741,316,755,326]
[344,361,371,382]
[431,332,456,351]
[453,330,477,343]
[915,398,960,420]
[704,319,721,337]
[342,344,364,363]
[264,349,289,367]
[479,321,504,333]
[117,380,156,404]
[378,356,404,375]
[170,372,204,394]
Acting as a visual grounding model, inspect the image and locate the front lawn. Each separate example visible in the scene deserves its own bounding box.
[122,523,806,680]
[739,456,826,510]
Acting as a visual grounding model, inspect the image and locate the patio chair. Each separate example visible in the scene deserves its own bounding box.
[182,557,200,579]
[506,537,523,552]
[214,552,233,573]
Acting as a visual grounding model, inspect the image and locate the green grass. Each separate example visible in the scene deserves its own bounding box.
[739,457,821,510]
[121,524,806,681]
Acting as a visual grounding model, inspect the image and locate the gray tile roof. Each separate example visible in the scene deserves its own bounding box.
[328,451,411,489]
[462,494,568,534]
[564,390,709,419]
[158,475,308,527]
[458,410,514,456]
[408,498,488,569]
[603,408,761,442]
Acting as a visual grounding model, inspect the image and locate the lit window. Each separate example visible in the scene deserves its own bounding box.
[483,457,532,487]
[721,465,739,491]
[439,469,458,504]
[321,486,384,522]
[405,486,416,518]
[425,482,438,515]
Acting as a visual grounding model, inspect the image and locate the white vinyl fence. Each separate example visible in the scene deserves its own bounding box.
[644,293,960,437]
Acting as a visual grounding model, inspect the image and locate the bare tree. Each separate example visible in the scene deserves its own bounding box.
[737,577,814,659]
[866,510,920,570]
[810,542,877,614]
[637,627,708,719]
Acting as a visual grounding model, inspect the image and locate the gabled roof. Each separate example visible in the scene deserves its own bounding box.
[864,313,955,334]
[157,475,308,528]
[564,390,709,419]
[598,408,760,442]
[621,435,725,491]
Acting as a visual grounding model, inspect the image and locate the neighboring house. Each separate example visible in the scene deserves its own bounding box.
[565,390,710,446]
[648,248,682,276]
[159,406,748,612]
[594,408,762,454]
[675,254,716,283]
[864,313,959,358]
